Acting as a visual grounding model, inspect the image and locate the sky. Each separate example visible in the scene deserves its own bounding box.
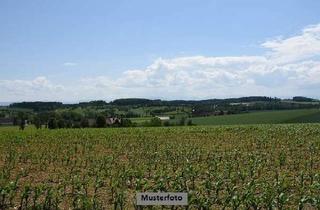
[0,0,320,102]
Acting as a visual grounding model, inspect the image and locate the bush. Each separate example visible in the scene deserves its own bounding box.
[96,115,106,128]
[48,118,58,129]
[80,118,89,128]
[120,118,133,127]
[33,116,42,129]
[179,117,186,126]
[72,122,81,128]
[57,119,66,128]
[19,119,25,130]
[65,120,73,128]
[163,121,171,126]
[149,117,162,127]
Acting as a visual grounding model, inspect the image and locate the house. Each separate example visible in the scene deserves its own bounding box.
[0,118,14,126]
[86,117,122,127]
[156,116,170,121]
[106,117,121,126]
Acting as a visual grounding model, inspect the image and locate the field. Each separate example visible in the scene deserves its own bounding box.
[1,124,320,209]
[130,117,153,125]
[191,109,320,125]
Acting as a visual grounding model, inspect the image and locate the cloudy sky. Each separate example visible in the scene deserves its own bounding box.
[1,0,320,102]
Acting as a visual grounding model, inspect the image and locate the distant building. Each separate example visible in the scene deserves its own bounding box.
[156,116,170,121]
[87,117,122,127]
[0,118,14,126]
[106,117,121,126]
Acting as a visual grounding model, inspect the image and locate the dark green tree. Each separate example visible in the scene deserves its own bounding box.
[96,115,106,128]
[57,119,66,128]
[179,117,186,126]
[163,121,171,126]
[149,117,162,127]
[48,118,58,129]
[13,117,18,126]
[72,122,81,128]
[80,118,89,128]
[33,115,42,129]
[19,119,25,130]
[65,120,73,128]
[120,118,133,127]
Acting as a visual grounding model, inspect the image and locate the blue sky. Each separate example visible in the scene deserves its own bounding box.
[1,0,320,101]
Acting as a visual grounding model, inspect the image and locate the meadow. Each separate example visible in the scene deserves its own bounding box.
[0,124,320,209]
[191,109,320,125]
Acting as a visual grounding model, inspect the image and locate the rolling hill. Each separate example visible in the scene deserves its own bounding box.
[190,109,320,125]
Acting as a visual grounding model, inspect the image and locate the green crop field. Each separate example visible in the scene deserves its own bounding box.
[1,124,320,209]
[191,109,320,125]
[130,117,152,124]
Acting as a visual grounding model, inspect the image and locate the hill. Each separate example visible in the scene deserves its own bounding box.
[190,109,320,125]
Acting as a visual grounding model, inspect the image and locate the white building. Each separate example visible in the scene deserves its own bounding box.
[156,116,170,121]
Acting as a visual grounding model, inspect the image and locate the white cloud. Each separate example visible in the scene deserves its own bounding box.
[262,24,320,64]
[1,23,320,101]
[63,62,78,66]
[0,77,65,101]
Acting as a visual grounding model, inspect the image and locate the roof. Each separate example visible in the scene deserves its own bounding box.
[156,116,170,120]
[106,117,121,125]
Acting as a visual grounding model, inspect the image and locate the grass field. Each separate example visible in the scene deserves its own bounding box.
[191,109,320,125]
[1,124,320,209]
[130,117,152,124]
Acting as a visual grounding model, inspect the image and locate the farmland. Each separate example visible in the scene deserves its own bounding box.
[190,109,320,125]
[1,124,320,209]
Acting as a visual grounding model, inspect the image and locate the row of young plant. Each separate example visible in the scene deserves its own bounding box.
[0,124,320,209]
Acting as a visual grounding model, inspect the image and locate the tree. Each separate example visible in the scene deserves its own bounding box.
[13,117,18,126]
[120,118,133,127]
[48,118,58,129]
[65,120,73,128]
[72,122,81,128]
[19,119,25,130]
[179,117,186,126]
[80,118,89,128]
[57,119,66,128]
[33,115,42,129]
[293,96,315,102]
[149,117,162,127]
[38,112,50,127]
[96,115,106,128]
[163,121,171,126]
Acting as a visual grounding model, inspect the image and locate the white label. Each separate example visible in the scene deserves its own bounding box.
[136,192,188,206]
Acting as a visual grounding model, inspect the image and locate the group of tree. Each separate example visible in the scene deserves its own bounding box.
[10,102,63,111]
[4,96,320,130]
[292,96,317,102]
[44,115,134,129]
[7,96,320,118]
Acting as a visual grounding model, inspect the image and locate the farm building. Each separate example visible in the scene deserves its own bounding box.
[86,117,122,127]
[156,116,170,121]
[106,117,121,125]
